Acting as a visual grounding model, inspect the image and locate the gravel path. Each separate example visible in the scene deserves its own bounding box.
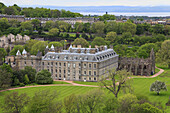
[0,67,164,93]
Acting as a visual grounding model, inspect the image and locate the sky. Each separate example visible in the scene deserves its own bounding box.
[1,0,170,6]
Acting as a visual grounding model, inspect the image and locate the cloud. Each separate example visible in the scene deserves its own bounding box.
[1,0,170,6]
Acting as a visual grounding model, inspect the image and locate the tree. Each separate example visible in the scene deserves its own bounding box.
[122,32,132,44]
[91,21,105,35]
[0,69,12,89]
[74,22,84,32]
[118,94,138,113]
[131,103,163,113]
[24,40,39,52]
[156,40,170,68]
[136,24,144,35]
[21,21,33,35]
[72,38,89,47]
[49,28,59,36]
[91,37,106,47]
[114,44,128,57]
[31,19,41,31]
[150,80,167,95]
[4,6,18,15]
[106,32,117,43]
[43,20,55,31]
[27,89,62,113]
[0,18,10,32]
[35,70,53,84]
[2,92,30,113]
[105,21,118,33]
[100,69,132,98]
[23,66,36,83]
[10,45,24,56]
[137,43,158,59]
[122,21,137,35]
[64,94,78,113]
[0,48,7,65]
[48,42,63,48]
[31,41,48,55]
[24,74,30,84]
[77,89,105,113]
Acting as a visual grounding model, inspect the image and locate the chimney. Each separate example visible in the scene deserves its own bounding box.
[73,45,76,48]
[77,45,82,48]
[95,45,98,48]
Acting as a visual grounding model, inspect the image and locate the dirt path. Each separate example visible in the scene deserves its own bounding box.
[0,67,164,93]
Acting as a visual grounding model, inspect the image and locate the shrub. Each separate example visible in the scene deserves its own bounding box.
[35,70,53,84]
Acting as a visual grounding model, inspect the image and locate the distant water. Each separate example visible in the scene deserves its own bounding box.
[79,12,170,17]
[23,5,170,17]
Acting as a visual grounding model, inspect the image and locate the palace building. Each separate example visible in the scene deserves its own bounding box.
[13,45,119,81]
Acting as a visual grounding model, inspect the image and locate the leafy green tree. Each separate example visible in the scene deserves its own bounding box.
[31,41,48,55]
[24,40,39,52]
[24,74,30,84]
[150,80,167,95]
[137,43,158,59]
[23,66,36,83]
[0,18,10,32]
[50,9,61,18]
[2,92,30,113]
[49,28,59,36]
[122,32,132,44]
[0,69,12,89]
[35,70,53,84]
[136,24,144,35]
[131,103,163,113]
[91,37,106,47]
[114,44,128,57]
[83,23,91,33]
[0,48,7,65]
[27,89,62,113]
[4,6,19,15]
[58,21,71,32]
[164,25,170,35]
[122,21,137,35]
[21,21,33,35]
[156,40,170,68]
[106,32,117,43]
[91,21,105,34]
[99,14,116,21]
[48,42,63,48]
[118,94,138,113]
[31,19,41,31]
[10,45,24,56]
[13,77,20,86]
[105,21,118,33]
[151,24,164,34]
[64,94,78,113]
[100,69,132,98]
[103,96,119,113]
[72,38,89,47]
[74,22,84,32]
[44,20,55,31]
[77,89,105,113]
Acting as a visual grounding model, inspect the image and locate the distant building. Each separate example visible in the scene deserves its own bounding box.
[10,45,119,81]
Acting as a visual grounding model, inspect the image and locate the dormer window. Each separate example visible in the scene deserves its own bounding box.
[73,56,77,60]
[84,56,88,60]
[64,56,68,60]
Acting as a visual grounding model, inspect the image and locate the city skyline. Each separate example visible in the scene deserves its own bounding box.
[1,0,170,6]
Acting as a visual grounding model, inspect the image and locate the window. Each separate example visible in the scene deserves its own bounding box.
[94,64,96,69]
[94,77,96,81]
[48,62,50,66]
[59,63,61,66]
[56,62,57,67]
[64,70,66,74]
[73,64,76,68]
[89,77,91,80]
[59,70,61,73]
[64,63,66,66]
[94,71,96,76]
[51,62,53,65]
[56,69,57,73]
[42,62,44,65]
[79,63,81,67]
[24,61,26,65]
[84,64,86,68]
[89,71,91,75]
[68,63,70,67]
[32,62,33,65]
[84,71,86,75]
[89,64,91,69]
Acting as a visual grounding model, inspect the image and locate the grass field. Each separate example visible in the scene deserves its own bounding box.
[0,64,169,112]
[73,81,99,85]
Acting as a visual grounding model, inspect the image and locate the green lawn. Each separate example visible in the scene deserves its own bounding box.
[52,81,70,84]
[0,86,97,112]
[0,64,169,112]
[73,81,99,85]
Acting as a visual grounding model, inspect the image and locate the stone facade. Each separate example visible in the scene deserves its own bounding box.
[0,34,30,49]
[118,49,155,76]
[9,45,119,81]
